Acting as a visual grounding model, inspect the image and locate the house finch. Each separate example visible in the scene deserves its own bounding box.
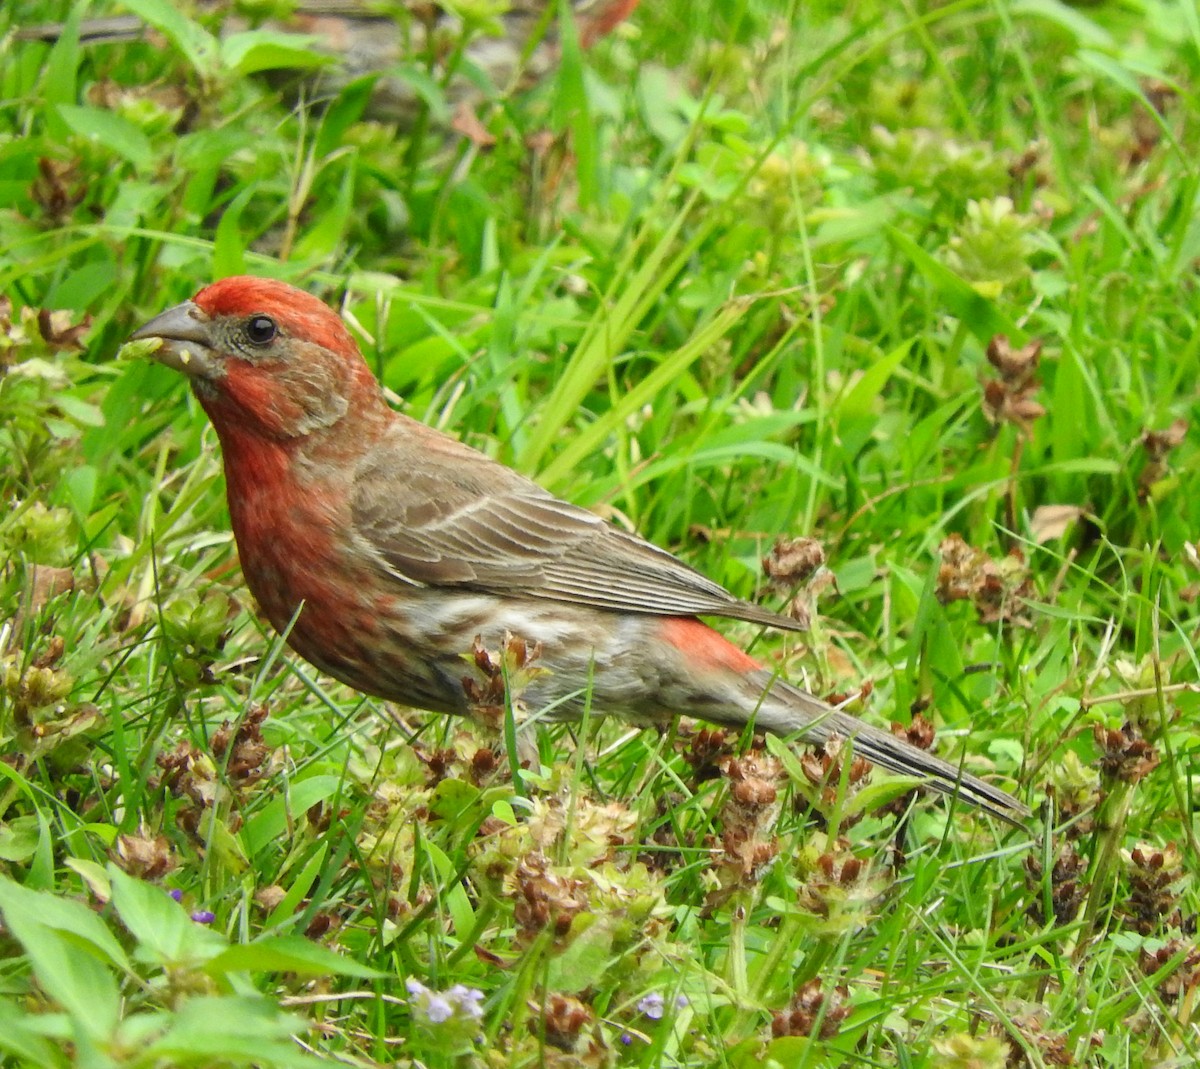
[130,276,1027,823]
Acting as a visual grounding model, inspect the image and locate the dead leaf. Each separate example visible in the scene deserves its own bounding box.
[452,102,496,148]
[1031,504,1084,543]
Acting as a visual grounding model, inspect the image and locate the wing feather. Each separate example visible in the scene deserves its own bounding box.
[350,416,802,632]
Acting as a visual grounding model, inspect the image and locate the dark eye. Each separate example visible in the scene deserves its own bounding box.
[245,314,278,346]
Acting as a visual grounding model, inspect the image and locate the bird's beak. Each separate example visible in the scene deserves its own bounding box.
[129,300,219,378]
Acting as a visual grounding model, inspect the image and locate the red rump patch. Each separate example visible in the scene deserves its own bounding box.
[659,617,761,675]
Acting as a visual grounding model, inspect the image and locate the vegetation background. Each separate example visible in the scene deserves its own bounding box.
[1,0,1199,1065]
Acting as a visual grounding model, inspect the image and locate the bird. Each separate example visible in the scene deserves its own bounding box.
[129,276,1028,824]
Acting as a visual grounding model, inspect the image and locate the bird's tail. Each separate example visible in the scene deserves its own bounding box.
[750,674,1030,826]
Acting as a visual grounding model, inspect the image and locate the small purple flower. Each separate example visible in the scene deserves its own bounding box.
[447,984,485,1020]
[424,994,454,1023]
[676,994,690,1009]
[638,992,665,1020]
[406,978,486,1026]
[620,1033,633,1046]
[168,888,183,902]
[190,910,216,924]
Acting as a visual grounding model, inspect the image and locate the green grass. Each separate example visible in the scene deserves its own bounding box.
[2,0,1199,1065]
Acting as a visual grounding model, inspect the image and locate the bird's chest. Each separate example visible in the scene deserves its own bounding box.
[220,437,373,658]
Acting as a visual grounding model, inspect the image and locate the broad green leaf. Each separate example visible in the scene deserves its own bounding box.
[0,1000,65,1068]
[119,0,218,73]
[1012,0,1115,48]
[213,186,254,278]
[887,227,1021,345]
[548,915,614,993]
[241,775,347,857]
[316,75,378,159]
[142,996,323,1068]
[0,875,128,969]
[0,890,120,1042]
[41,0,83,141]
[53,394,104,428]
[554,0,596,208]
[263,844,328,929]
[206,935,384,979]
[294,157,357,262]
[56,105,154,173]
[107,866,227,968]
[0,816,40,862]
[420,838,476,941]
[834,341,912,424]
[219,32,330,76]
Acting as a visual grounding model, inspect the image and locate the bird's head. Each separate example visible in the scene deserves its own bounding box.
[130,276,384,440]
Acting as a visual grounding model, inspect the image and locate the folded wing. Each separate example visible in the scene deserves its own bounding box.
[350,416,801,631]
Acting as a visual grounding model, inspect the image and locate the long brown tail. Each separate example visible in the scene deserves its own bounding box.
[751,674,1030,825]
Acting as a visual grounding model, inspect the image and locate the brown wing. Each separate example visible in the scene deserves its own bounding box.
[349,415,802,631]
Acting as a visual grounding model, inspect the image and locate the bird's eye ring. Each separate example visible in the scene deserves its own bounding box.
[245,314,278,346]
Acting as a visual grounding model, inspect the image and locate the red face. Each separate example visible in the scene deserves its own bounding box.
[130,276,378,440]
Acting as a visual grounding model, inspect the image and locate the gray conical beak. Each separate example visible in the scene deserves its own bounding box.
[129,300,218,377]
